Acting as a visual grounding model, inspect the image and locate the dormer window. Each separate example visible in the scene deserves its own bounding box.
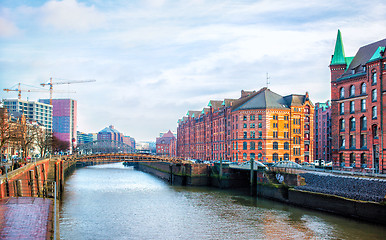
[351,69,355,74]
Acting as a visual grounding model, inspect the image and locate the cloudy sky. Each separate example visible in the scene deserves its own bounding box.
[1,0,385,141]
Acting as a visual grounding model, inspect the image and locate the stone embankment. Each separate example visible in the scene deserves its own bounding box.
[295,172,386,202]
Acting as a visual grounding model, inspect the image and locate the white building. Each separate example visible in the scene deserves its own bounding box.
[3,99,53,132]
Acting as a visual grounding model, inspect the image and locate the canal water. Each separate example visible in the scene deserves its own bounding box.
[59,163,385,240]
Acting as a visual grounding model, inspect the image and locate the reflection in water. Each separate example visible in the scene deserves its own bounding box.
[60,163,386,240]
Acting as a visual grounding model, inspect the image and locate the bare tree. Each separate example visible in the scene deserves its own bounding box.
[52,135,70,154]
[36,130,52,158]
[0,108,11,162]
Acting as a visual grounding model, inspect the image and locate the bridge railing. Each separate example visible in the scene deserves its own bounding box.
[1,179,57,199]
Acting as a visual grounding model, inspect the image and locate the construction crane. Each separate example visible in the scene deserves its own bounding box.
[41,77,96,105]
[3,83,75,100]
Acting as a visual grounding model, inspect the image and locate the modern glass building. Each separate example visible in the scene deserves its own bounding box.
[3,99,53,132]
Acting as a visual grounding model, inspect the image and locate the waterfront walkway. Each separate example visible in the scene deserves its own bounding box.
[0,197,53,240]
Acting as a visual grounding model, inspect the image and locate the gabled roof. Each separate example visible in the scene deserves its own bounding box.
[208,100,222,110]
[162,130,175,138]
[222,99,237,107]
[99,126,120,134]
[339,38,386,80]
[283,94,306,107]
[232,88,290,111]
[201,108,210,115]
[331,30,347,65]
[187,110,201,118]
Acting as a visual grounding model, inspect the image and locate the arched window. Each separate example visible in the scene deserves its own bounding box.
[361,83,366,94]
[361,99,366,111]
[339,119,345,131]
[284,153,289,160]
[372,106,377,119]
[350,85,355,96]
[258,153,262,160]
[372,89,377,101]
[250,142,255,150]
[250,153,255,160]
[273,142,278,150]
[305,105,310,114]
[360,116,367,130]
[243,141,247,150]
[340,87,345,98]
[305,144,309,151]
[372,71,377,84]
[284,142,289,150]
[258,142,262,150]
[360,153,366,167]
[273,153,279,162]
[340,103,344,114]
[349,117,356,130]
[349,153,355,167]
[243,153,247,161]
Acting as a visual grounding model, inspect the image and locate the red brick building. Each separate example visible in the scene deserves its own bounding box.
[177,87,314,163]
[330,30,386,173]
[156,130,176,157]
[314,101,332,162]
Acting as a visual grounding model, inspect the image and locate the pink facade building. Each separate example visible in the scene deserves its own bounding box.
[314,101,332,162]
[156,130,177,157]
[39,99,77,152]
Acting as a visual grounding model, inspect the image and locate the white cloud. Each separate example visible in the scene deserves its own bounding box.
[38,0,106,32]
[0,17,20,37]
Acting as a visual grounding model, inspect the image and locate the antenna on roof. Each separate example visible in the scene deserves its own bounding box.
[266,72,270,88]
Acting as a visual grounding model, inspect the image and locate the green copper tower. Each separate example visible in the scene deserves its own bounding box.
[331,29,346,65]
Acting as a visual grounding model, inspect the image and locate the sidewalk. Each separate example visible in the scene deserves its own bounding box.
[0,197,53,240]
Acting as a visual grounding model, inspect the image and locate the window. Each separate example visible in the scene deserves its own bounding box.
[340,135,345,148]
[339,119,345,131]
[258,122,262,128]
[273,115,278,120]
[273,123,278,128]
[243,131,247,138]
[360,134,367,148]
[305,144,309,151]
[350,101,355,113]
[273,131,278,138]
[243,142,247,150]
[361,153,367,166]
[372,106,377,119]
[284,115,289,120]
[284,142,289,150]
[258,142,262,150]
[371,72,377,84]
[273,153,279,162]
[250,142,255,150]
[350,153,355,167]
[340,103,344,114]
[361,99,366,111]
[250,131,255,138]
[250,115,255,120]
[250,123,255,128]
[372,89,377,102]
[349,117,355,131]
[349,135,355,148]
[243,115,247,121]
[340,87,345,98]
[258,131,262,138]
[284,153,289,160]
[350,85,355,96]
[258,153,262,160]
[361,83,366,94]
[243,123,247,128]
[250,153,255,160]
[284,132,289,138]
[243,153,247,161]
[258,114,262,120]
[360,116,367,130]
[273,142,278,150]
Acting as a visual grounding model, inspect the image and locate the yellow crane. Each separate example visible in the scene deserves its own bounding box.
[3,83,75,100]
[41,77,96,105]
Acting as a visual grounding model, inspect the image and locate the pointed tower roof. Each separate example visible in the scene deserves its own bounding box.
[331,30,346,65]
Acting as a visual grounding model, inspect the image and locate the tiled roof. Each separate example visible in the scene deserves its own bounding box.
[232,88,290,111]
[338,38,386,81]
[208,100,223,110]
